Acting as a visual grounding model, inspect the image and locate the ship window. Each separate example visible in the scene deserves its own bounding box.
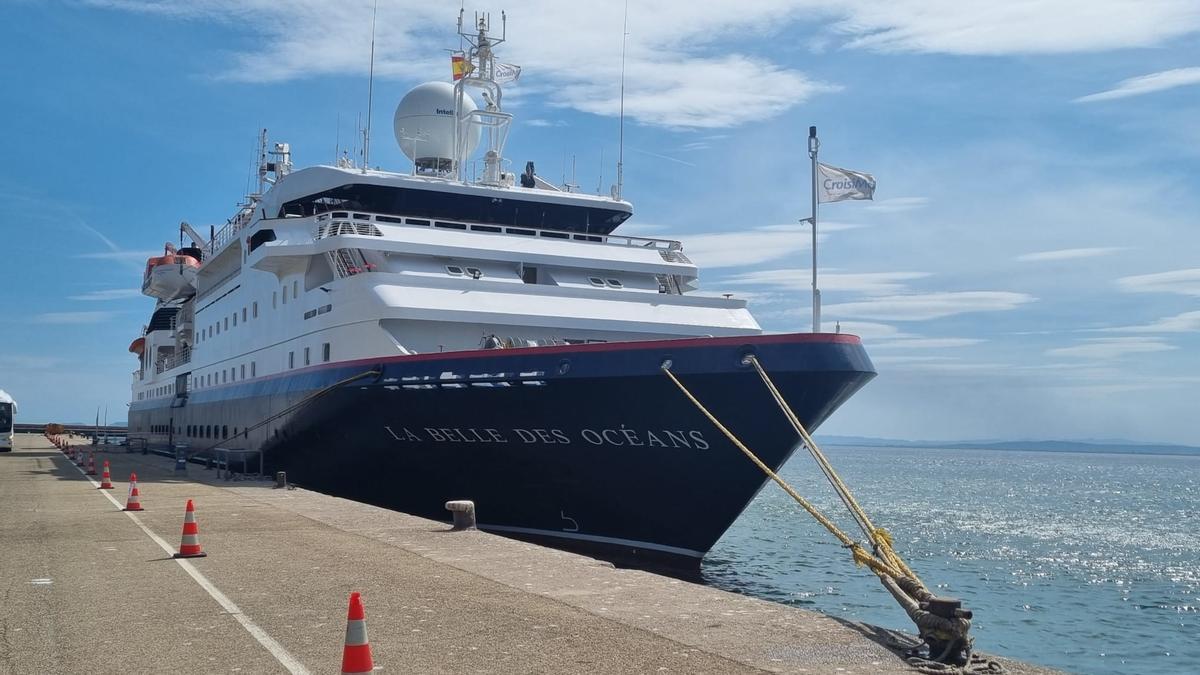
[216,323,220,335]
[251,362,256,377]
[606,278,623,288]
[288,351,294,369]
[304,309,317,320]
[241,364,245,379]
[521,266,538,284]
[446,266,464,276]
[253,301,258,318]
[322,343,331,362]
[304,347,310,366]
[242,308,247,322]
[283,287,288,304]
[273,292,277,309]
[222,425,228,439]
[224,317,228,330]
[589,277,605,286]
[233,313,237,327]
[293,281,299,297]
[466,267,483,278]
[222,371,227,384]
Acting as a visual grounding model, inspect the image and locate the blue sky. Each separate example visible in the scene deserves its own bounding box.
[1,1,1197,444]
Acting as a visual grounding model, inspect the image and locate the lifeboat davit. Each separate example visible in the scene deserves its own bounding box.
[142,251,200,300]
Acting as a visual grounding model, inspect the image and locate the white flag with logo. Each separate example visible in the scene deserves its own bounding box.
[494,62,522,84]
[818,163,876,203]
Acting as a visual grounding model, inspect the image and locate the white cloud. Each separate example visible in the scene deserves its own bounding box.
[1117,268,1200,296]
[75,250,160,262]
[91,1,1200,130]
[1046,337,1178,359]
[1076,67,1200,103]
[822,291,1036,321]
[525,119,566,128]
[87,1,839,129]
[872,338,984,349]
[31,312,118,325]
[68,289,143,301]
[723,269,929,293]
[0,355,66,370]
[1094,310,1200,333]
[1016,247,1124,262]
[831,1,1200,55]
[870,355,959,365]
[864,197,928,213]
[675,223,857,269]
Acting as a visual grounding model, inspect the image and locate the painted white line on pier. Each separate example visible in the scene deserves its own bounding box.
[68,452,311,675]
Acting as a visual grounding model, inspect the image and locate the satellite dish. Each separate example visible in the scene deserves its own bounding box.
[393,81,480,173]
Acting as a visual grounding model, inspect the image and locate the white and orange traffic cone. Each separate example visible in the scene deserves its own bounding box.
[173,500,206,558]
[341,592,374,675]
[87,452,97,476]
[124,473,144,512]
[98,460,114,489]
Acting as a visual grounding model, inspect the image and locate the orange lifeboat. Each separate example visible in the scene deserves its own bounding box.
[142,251,200,300]
[128,337,146,356]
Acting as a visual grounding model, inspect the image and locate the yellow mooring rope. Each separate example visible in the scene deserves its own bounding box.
[660,365,904,581]
[662,359,988,672]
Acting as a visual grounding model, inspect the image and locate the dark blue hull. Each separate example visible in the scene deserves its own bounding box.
[130,334,874,567]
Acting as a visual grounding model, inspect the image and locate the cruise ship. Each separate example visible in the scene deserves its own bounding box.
[128,13,875,567]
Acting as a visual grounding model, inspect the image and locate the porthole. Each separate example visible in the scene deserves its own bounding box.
[588,277,605,286]
[606,278,623,288]
[446,265,464,276]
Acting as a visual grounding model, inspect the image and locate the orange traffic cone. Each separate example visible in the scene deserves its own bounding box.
[87,452,97,476]
[124,473,144,512]
[173,500,206,558]
[341,592,374,675]
[98,460,114,489]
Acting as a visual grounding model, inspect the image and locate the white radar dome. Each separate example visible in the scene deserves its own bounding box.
[393,81,480,173]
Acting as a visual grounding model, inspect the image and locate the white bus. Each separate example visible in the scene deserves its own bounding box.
[0,389,16,451]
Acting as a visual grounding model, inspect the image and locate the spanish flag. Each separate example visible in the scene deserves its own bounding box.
[451,55,466,81]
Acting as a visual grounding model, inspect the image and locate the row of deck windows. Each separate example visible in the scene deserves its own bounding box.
[197,301,260,344]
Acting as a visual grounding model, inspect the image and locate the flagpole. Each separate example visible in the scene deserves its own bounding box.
[809,126,820,333]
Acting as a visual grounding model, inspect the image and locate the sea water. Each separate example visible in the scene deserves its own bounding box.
[703,446,1200,674]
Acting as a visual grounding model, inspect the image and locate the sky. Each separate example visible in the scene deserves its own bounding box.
[0,1,1197,444]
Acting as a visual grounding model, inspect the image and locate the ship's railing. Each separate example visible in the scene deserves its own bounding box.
[204,205,255,260]
[310,211,685,254]
[156,345,191,374]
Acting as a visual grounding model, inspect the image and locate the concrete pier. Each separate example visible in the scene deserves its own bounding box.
[0,435,1056,673]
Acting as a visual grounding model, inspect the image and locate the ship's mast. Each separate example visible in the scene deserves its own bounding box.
[452,10,514,185]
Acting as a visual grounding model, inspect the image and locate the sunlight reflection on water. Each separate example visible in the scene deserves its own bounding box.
[702,446,1200,675]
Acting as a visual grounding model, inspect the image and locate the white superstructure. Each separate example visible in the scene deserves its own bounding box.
[129,12,760,413]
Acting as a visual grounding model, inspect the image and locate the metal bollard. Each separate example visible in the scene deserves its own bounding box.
[444,500,477,531]
[275,471,287,489]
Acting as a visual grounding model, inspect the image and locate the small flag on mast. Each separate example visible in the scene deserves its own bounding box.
[817,163,876,203]
[451,54,467,81]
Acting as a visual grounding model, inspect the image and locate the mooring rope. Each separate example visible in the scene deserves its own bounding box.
[662,360,992,672]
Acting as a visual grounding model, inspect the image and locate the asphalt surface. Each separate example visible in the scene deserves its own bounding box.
[0,434,1058,674]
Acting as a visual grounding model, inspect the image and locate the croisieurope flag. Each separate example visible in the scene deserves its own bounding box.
[818,163,876,203]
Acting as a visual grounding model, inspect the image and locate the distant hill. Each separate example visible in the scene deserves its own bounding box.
[816,435,1200,457]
